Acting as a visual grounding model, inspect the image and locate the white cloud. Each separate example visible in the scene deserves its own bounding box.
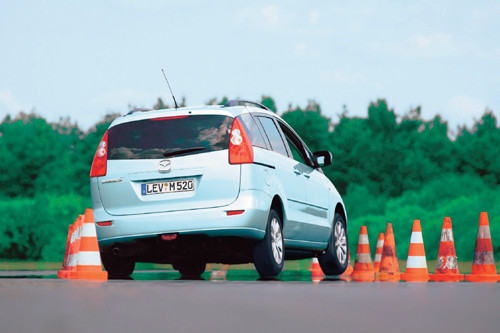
[292,42,320,56]
[320,70,366,86]
[0,90,23,112]
[261,5,281,27]
[371,33,466,58]
[414,34,451,49]
[235,6,330,38]
[293,42,307,54]
[309,10,319,25]
[235,5,298,31]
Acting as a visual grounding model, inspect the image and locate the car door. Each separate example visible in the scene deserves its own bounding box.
[277,121,331,244]
[254,115,310,244]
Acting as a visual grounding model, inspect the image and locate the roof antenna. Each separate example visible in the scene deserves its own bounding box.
[161,68,179,109]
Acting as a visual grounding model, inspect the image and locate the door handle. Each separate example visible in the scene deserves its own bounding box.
[293,170,301,175]
[303,174,311,179]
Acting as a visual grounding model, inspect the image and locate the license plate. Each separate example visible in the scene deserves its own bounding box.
[141,179,195,196]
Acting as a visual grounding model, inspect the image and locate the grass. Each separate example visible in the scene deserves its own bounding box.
[2,259,498,274]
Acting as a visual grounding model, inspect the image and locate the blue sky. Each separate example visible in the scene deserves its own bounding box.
[1,0,499,131]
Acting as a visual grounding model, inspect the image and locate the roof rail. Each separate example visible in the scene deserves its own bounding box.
[223,100,270,111]
[127,108,154,115]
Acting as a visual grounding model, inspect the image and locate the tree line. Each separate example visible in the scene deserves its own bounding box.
[0,96,499,262]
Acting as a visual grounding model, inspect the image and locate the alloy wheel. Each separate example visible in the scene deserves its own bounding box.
[270,218,283,265]
[334,220,347,265]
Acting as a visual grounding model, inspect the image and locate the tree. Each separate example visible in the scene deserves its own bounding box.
[153,97,168,110]
[0,112,70,197]
[456,111,500,185]
[260,95,277,113]
[281,100,331,153]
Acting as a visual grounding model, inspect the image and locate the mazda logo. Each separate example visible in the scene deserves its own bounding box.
[158,159,171,173]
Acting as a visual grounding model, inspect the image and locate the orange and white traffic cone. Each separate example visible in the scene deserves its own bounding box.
[373,233,384,273]
[61,224,74,271]
[429,217,464,282]
[61,209,108,281]
[465,212,499,283]
[58,215,84,279]
[340,251,353,279]
[401,220,430,282]
[376,223,400,282]
[210,264,229,281]
[351,226,375,282]
[310,257,324,283]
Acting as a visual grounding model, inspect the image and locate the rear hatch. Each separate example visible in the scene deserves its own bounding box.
[97,113,241,216]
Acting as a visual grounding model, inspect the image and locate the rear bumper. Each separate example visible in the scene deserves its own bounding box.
[93,189,271,247]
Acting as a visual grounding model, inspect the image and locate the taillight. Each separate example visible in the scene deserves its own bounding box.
[90,131,108,177]
[96,221,112,226]
[227,210,245,216]
[229,118,253,164]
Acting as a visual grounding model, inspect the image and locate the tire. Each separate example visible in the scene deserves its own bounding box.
[318,212,348,275]
[176,261,206,279]
[101,253,135,279]
[253,208,284,278]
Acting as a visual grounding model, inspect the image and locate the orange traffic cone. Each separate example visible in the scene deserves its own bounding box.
[401,220,430,282]
[465,212,499,283]
[310,257,324,283]
[351,226,375,282]
[210,264,228,281]
[60,224,74,272]
[58,215,84,279]
[340,251,353,278]
[376,223,400,282]
[373,233,384,272]
[60,209,108,281]
[429,217,464,282]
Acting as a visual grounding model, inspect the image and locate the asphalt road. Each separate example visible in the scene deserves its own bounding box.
[1,272,499,333]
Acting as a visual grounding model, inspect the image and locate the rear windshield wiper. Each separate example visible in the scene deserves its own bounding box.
[163,147,206,158]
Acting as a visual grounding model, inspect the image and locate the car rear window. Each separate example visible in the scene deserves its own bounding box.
[108,115,233,160]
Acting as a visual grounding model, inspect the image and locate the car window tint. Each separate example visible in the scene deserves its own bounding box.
[108,115,232,159]
[257,117,289,157]
[284,135,308,165]
[279,122,315,167]
[239,114,268,149]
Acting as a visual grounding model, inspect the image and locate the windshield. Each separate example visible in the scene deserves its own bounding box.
[108,115,233,160]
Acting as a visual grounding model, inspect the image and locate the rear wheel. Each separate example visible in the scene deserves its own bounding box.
[253,208,284,278]
[101,253,135,279]
[318,213,348,275]
[176,261,206,279]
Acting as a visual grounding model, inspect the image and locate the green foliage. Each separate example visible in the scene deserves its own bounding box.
[281,99,500,260]
[0,111,118,260]
[281,100,331,153]
[345,173,500,261]
[260,95,277,113]
[0,194,90,261]
[456,111,500,186]
[0,97,498,262]
[153,97,168,110]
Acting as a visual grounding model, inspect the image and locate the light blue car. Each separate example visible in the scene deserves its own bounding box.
[90,100,348,279]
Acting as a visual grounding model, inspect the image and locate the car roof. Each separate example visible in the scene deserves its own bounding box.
[108,102,280,129]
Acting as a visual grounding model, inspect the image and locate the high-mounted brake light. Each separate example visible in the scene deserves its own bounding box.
[229,118,253,164]
[150,115,189,121]
[90,131,108,177]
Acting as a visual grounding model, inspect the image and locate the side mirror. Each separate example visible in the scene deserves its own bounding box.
[313,151,332,168]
